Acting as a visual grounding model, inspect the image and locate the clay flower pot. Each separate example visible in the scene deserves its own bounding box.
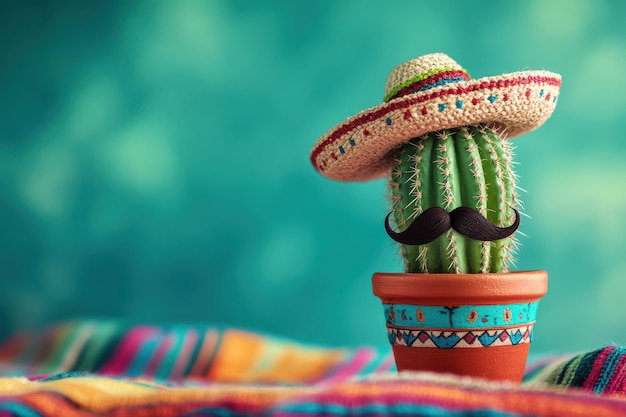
[372,270,548,382]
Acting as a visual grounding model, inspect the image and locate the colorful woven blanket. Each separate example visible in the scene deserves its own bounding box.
[0,321,625,416]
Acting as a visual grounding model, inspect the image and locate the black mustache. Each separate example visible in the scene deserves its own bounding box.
[385,206,520,245]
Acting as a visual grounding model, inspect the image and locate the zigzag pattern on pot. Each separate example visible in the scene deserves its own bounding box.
[387,324,534,349]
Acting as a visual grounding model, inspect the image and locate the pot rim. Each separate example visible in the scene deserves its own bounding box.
[372,270,548,305]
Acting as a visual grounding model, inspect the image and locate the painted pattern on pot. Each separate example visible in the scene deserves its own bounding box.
[383,302,538,349]
[384,302,538,329]
[387,324,534,349]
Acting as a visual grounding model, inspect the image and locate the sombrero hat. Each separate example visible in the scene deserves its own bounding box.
[310,53,561,182]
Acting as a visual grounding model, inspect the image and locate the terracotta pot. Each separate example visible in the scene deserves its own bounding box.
[372,270,548,383]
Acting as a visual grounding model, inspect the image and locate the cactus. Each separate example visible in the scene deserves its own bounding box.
[387,125,519,274]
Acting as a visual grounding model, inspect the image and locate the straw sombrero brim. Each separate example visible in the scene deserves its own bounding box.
[311,70,561,182]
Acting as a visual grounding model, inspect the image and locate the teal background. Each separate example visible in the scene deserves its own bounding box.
[2,0,624,354]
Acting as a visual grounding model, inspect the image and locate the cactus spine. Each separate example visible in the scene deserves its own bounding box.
[388,125,518,274]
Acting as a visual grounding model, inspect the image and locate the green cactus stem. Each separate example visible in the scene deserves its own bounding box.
[388,125,519,274]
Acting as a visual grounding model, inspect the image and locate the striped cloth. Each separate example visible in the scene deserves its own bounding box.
[0,321,624,416]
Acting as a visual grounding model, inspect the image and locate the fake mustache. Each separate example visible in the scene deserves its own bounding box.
[385,206,520,245]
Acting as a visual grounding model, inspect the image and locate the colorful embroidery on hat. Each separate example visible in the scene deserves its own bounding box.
[311,73,561,174]
[385,68,470,102]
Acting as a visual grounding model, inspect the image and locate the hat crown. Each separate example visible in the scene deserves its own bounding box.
[383,53,469,102]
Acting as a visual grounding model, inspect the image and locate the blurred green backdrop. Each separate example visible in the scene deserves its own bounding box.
[2,0,625,354]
